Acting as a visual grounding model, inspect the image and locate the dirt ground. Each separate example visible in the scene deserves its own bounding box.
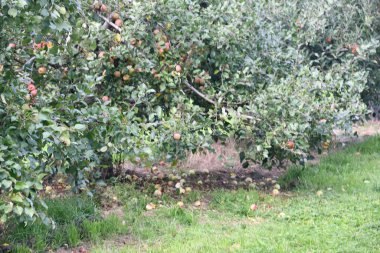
[113,121,380,192]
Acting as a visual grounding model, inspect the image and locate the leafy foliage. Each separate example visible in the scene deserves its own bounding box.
[0,0,378,224]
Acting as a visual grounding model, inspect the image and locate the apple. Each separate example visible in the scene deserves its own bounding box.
[130,38,136,46]
[98,51,105,58]
[250,204,258,211]
[175,64,182,72]
[114,33,122,43]
[122,74,130,81]
[114,71,121,78]
[138,40,143,46]
[194,77,205,85]
[58,6,66,15]
[164,41,171,51]
[153,189,162,197]
[114,19,123,27]
[158,47,164,55]
[272,189,280,196]
[351,43,359,55]
[102,96,110,102]
[8,43,16,48]
[31,89,38,97]
[325,37,332,44]
[46,41,54,49]
[286,140,295,150]
[111,13,120,21]
[100,4,107,12]
[153,29,160,35]
[27,83,36,91]
[38,66,47,75]
[146,203,156,210]
[173,132,181,140]
[93,2,101,10]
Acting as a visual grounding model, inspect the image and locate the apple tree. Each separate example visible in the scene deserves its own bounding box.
[1,0,377,225]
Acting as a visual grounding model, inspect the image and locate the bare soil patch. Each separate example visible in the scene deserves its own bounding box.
[113,121,379,193]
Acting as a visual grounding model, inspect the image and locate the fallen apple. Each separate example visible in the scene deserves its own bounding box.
[153,189,162,197]
[173,132,181,140]
[250,204,258,211]
[146,203,156,210]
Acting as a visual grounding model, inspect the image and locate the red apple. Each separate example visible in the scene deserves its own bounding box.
[114,71,121,78]
[27,84,36,91]
[98,51,105,58]
[31,89,38,97]
[164,41,171,51]
[286,140,295,150]
[100,4,107,12]
[114,19,123,27]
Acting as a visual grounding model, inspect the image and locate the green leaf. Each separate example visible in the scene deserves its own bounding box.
[8,8,18,17]
[14,181,29,191]
[0,215,6,223]
[11,194,23,203]
[3,203,13,214]
[13,206,23,216]
[24,207,35,217]
[99,146,108,152]
[40,8,49,17]
[43,132,51,139]
[2,180,12,189]
[73,124,86,131]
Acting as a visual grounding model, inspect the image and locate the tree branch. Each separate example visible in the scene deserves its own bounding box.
[23,56,36,70]
[183,80,255,120]
[183,80,216,105]
[98,14,121,33]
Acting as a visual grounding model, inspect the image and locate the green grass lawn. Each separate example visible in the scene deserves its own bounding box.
[3,137,380,252]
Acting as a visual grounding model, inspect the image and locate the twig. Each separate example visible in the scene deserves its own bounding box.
[98,14,121,33]
[183,80,254,120]
[183,80,216,105]
[23,56,36,70]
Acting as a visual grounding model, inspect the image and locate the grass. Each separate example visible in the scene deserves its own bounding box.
[3,136,380,252]
[1,196,128,252]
